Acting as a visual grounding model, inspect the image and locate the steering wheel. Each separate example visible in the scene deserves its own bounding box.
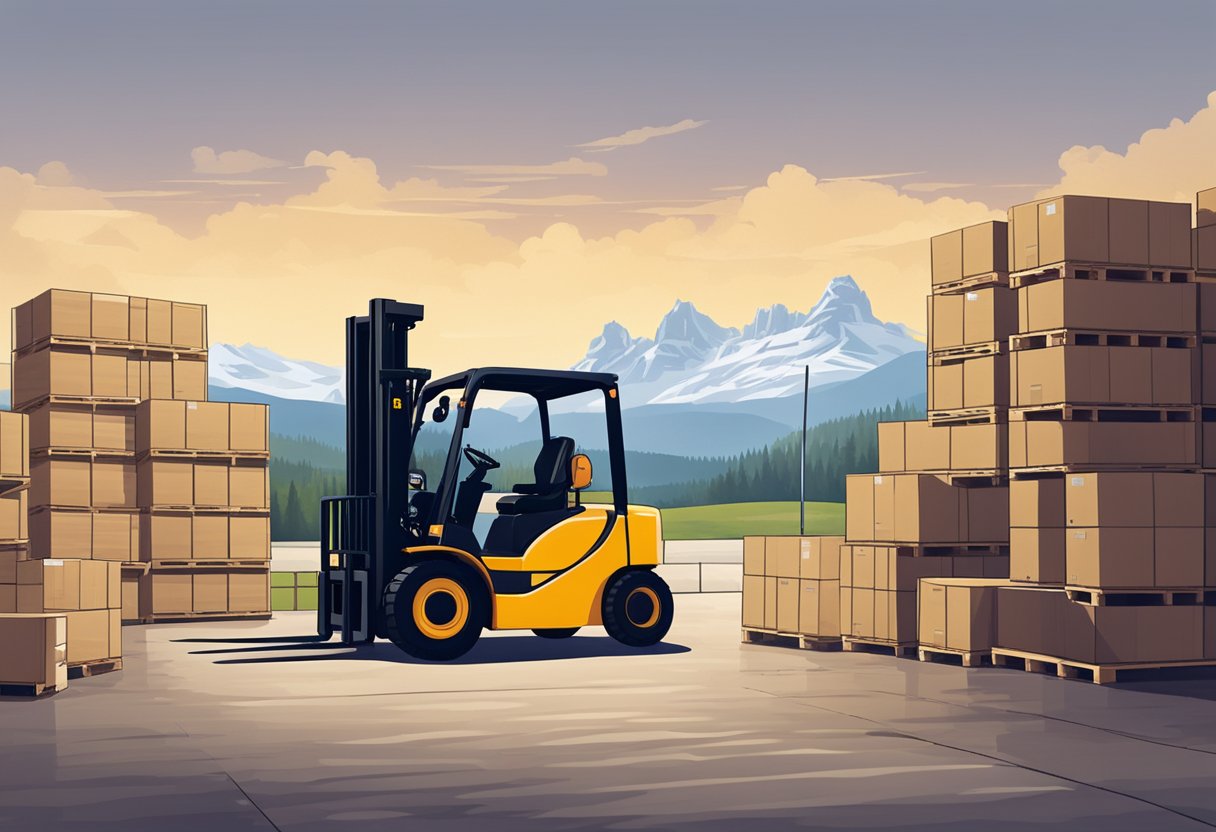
[463,445,501,471]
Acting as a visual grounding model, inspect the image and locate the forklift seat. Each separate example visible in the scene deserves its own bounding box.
[496,436,575,516]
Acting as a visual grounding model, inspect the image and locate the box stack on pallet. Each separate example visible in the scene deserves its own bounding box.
[837,220,1013,656]
[740,535,843,650]
[914,193,1216,683]
[1198,188,1216,461]
[137,400,271,622]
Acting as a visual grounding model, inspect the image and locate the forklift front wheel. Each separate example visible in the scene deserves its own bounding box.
[602,569,674,647]
[383,561,486,661]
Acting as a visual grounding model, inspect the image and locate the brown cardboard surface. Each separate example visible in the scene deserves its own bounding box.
[1012,346,1111,406]
[120,569,144,621]
[30,458,91,509]
[128,297,148,344]
[765,537,801,578]
[192,514,229,560]
[137,459,194,506]
[1198,226,1216,273]
[1155,527,1205,587]
[1200,188,1216,229]
[847,545,875,589]
[929,361,963,411]
[1010,477,1066,528]
[743,537,765,576]
[93,405,136,452]
[931,228,963,286]
[91,512,139,562]
[873,475,897,540]
[845,475,874,542]
[230,404,270,452]
[229,570,269,613]
[995,585,1066,656]
[966,484,1010,543]
[1201,284,1216,333]
[29,508,89,558]
[186,402,229,451]
[877,421,906,472]
[91,459,136,508]
[26,403,92,450]
[742,574,764,627]
[149,572,192,615]
[798,578,840,638]
[0,411,29,479]
[0,613,67,686]
[136,400,186,451]
[930,354,1009,410]
[874,550,952,592]
[229,469,264,514]
[229,515,269,560]
[1065,473,1154,527]
[1009,421,1197,469]
[174,359,208,401]
[919,577,1006,652]
[146,299,173,345]
[1062,605,1204,665]
[1010,527,1066,584]
[1009,196,1188,270]
[1037,196,1108,266]
[1018,281,1197,333]
[800,536,842,580]
[1155,472,1206,527]
[1149,347,1195,404]
[929,294,963,350]
[963,286,1017,344]
[172,303,207,350]
[763,576,777,630]
[91,352,130,398]
[775,576,799,633]
[193,572,228,613]
[64,608,122,663]
[1107,199,1149,265]
[142,513,192,561]
[962,221,1009,277]
[951,423,1007,471]
[13,348,92,406]
[194,462,230,507]
[14,558,121,612]
[1149,201,1193,267]
[0,491,28,542]
[905,421,951,471]
[1066,527,1155,588]
[893,474,964,543]
[1204,344,1216,404]
[31,290,92,342]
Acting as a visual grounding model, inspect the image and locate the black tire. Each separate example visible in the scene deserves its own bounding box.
[533,627,580,639]
[383,560,486,661]
[602,569,674,647]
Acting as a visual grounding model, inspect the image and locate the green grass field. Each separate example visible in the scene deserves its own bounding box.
[659,501,845,540]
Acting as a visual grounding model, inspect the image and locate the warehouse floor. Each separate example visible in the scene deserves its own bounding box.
[5,595,1216,831]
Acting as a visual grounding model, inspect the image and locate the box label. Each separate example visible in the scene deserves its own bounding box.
[965,292,978,301]
[45,559,63,567]
[800,540,811,556]
[1045,203,1057,216]
[1071,477,1083,486]
[874,476,883,485]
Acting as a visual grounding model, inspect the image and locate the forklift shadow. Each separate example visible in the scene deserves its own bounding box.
[195,634,691,666]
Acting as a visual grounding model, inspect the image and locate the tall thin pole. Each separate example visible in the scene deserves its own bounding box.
[800,365,809,535]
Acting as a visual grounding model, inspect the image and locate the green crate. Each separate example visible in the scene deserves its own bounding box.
[296,587,319,610]
[271,572,296,588]
[296,571,319,588]
[271,587,296,611]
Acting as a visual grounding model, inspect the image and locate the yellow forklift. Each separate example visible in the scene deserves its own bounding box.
[318,299,673,660]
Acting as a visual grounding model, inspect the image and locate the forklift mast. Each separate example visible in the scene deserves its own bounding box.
[319,298,429,644]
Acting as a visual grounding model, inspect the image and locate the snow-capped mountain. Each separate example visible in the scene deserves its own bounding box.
[208,343,345,404]
[573,276,922,406]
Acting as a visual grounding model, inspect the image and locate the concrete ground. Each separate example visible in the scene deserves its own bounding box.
[5,595,1216,831]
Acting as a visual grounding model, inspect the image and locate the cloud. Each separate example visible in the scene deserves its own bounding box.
[162,178,287,186]
[819,171,926,183]
[1039,91,1216,204]
[576,118,707,151]
[419,157,607,177]
[36,161,73,186]
[100,189,198,198]
[191,146,285,174]
[900,182,974,193]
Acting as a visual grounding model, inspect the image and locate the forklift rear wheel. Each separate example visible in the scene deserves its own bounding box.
[602,569,673,647]
[383,560,485,661]
[533,628,580,639]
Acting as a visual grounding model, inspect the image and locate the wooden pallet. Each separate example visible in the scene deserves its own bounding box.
[146,611,271,623]
[928,407,1007,427]
[14,394,143,411]
[151,560,270,570]
[991,647,1216,685]
[14,334,209,359]
[928,341,1005,362]
[1065,587,1206,607]
[1011,262,1194,288]
[140,448,270,461]
[932,271,1010,294]
[1010,329,1196,351]
[0,475,29,497]
[1011,404,1196,423]
[938,470,1007,486]
[918,646,992,668]
[1012,462,1199,478]
[741,627,842,651]
[143,504,270,515]
[68,657,122,679]
[845,542,1010,557]
[0,680,66,697]
[842,637,917,658]
[31,447,136,459]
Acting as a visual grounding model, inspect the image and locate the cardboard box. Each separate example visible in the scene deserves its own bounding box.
[1012,346,1194,408]
[141,513,193,561]
[1066,527,1155,588]
[798,578,840,638]
[230,403,269,452]
[146,571,192,616]
[0,410,30,479]
[891,474,965,543]
[192,514,229,559]
[232,515,270,560]
[951,423,1007,471]
[799,536,842,580]
[1200,187,1216,229]
[9,558,121,612]
[0,545,29,583]
[229,570,269,613]
[12,347,90,407]
[172,302,207,350]
[776,576,799,633]
[1061,605,1204,665]
[1018,281,1197,334]
[29,458,91,508]
[1008,421,1197,469]
[64,608,122,663]
[1201,283,1216,333]
[929,354,1008,411]
[1198,226,1216,274]
[877,421,906,471]
[879,421,973,472]
[1009,195,1191,270]
[905,421,952,471]
[1065,472,1205,527]
[120,567,146,622]
[137,459,194,507]
[931,221,1008,287]
[743,536,765,576]
[1155,527,1205,587]
[845,474,875,542]
[994,585,1066,655]
[1010,477,1065,527]
[0,491,28,542]
[928,287,1017,351]
[764,576,777,630]
[742,574,764,626]
[29,508,139,561]
[918,577,1007,652]
[174,358,208,400]
[136,401,268,453]
[1010,527,1066,584]
[0,613,67,690]
[92,459,136,508]
[966,484,1010,542]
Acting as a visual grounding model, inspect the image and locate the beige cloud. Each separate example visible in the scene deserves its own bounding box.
[820,171,925,183]
[1040,91,1216,204]
[901,182,973,193]
[576,118,707,151]
[0,154,1002,379]
[419,157,607,177]
[192,146,285,174]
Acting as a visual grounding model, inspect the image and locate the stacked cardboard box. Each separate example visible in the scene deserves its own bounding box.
[741,536,843,644]
[1196,188,1216,465]
[0,613,68,696]
[137,400,271,621]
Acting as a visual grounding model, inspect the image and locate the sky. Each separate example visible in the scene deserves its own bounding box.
[1,0,1215,378]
